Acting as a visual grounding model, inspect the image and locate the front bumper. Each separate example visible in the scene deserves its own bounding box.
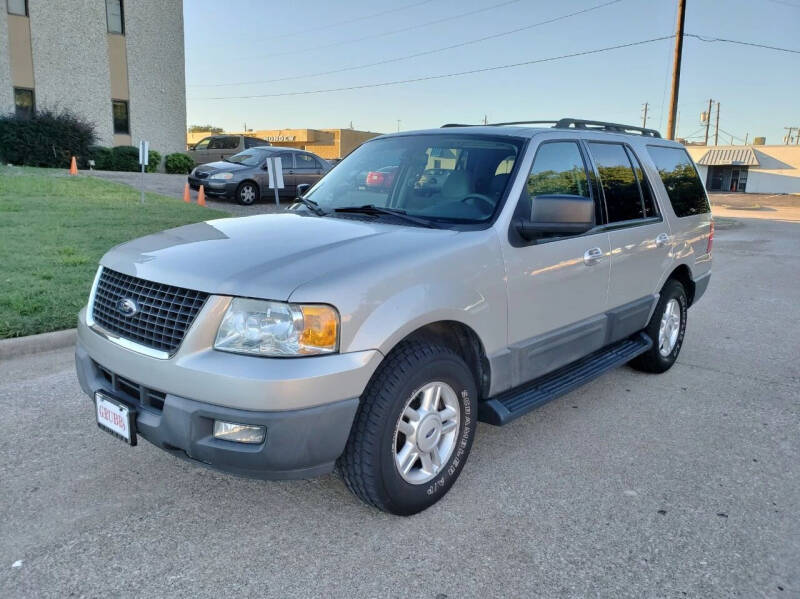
[76,343,358,479]
[187,176,234,196]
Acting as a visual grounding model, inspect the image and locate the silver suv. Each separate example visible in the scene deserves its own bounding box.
[76,119,713,515]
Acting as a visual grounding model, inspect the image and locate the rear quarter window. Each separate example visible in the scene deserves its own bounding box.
[647,146,710,217]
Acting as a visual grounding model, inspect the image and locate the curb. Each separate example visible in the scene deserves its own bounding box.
[0,329,77,361]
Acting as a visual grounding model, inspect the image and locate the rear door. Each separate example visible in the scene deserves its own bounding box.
[277,152,296,196]
[585,140,672,341]
[294,153,326,190]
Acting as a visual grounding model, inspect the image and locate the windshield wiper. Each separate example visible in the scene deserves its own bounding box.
[293,196,327,216]
[333,205,437,228]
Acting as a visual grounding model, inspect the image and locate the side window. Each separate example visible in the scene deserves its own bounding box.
[194,137,211,151]
[295,153,318,169]
[277,153,294,169]
[587,142,643,223]
[625,148,658,218]
[14,88,34,120]
[245,137,267,149]
[527,142,589,198]
[221,136,240,150]
[112,100,129,134]
[207,137,222,150]
[647,146,710,217]
[106,0,124,34]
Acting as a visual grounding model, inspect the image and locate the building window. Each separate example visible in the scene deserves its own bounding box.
[14,88,34,119]
[106,0,124,34]
[7,0,27,16]
[112,100,129,134]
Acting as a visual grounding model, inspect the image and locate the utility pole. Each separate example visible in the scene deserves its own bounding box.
[396,119,401,133]
[744,132,749,145]
[714,101,720,145]
[641,102,649,128]
[703,98,713,145]
[666,0,687,140]
[483,114,488,125]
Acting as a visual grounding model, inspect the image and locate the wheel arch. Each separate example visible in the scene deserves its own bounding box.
[383,320,491,401]
[665,263,696,305]
[237,178,260,196]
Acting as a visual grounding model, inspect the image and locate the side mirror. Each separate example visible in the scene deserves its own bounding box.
[296,183,311,197]
[516,195,594,240]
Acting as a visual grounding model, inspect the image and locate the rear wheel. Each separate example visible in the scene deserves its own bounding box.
[236,181,258,205]
[630,279,688,373]
[338,341,477,515]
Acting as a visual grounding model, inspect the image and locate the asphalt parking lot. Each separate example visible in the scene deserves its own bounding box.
[1,212,799,598]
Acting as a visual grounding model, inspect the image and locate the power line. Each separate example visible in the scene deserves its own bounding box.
[268,0,436,40]
[254,0,523,59]
[764,0,800,8]
[190,0,623,88]
[193,35,673,101]
[686,33,800,54]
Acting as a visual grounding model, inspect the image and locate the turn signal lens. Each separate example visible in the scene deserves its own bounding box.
[213,421,266,444]
[299,305,339,354]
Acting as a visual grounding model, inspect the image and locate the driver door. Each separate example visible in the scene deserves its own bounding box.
[501,140,611,387]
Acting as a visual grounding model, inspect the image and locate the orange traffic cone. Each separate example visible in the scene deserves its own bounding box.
[69,156,78,176]
[183,182,191,203]
[197,185,206,206]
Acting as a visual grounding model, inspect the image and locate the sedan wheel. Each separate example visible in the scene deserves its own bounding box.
[237,182,258,205]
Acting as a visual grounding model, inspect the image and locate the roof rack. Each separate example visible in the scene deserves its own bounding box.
[440,118,661,138]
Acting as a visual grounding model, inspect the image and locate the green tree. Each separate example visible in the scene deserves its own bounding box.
[188,124,223,134]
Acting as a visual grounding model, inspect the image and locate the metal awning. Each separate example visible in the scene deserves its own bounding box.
[696,147,759,166]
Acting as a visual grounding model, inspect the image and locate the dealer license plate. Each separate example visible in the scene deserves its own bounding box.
[95,392,136,445]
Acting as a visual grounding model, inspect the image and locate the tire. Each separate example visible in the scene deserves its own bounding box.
[629,279,688,373]
[338,341,478,515]
[236,181,259,205]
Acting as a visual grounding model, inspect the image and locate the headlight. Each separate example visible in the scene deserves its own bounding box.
[210,172,234,180]
[214,298,339,357]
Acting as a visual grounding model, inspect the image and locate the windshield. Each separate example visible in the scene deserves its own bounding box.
[305,134,523,223]
[226,148,271,166]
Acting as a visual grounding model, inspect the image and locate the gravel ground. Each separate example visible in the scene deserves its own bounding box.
[1,215,798,598]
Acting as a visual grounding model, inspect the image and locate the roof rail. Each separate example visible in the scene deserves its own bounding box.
[440,118,661,138]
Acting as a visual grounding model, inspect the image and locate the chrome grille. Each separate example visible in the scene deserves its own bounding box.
[91,268,209,354]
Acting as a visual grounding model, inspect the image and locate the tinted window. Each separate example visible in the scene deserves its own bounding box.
[220,136,240,150]
[277,153,294,169]
[194,137,211,150]
[14,88,34,120]
[527,142,589,197]
[295,153,318,169]
[112,100,129,134]
[245,137,267,149]
[625,147,658,218]
[588,142,643,223]
[647,146,710,217]
[106,0,124,34]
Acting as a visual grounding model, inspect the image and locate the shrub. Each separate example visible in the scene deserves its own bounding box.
[110,145,140,172]
[86,145,112,170]
[0,108,96,167]
[146,149,161,173]
[165,152,195,174]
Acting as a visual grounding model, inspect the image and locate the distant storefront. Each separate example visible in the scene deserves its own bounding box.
[187,128,381,160]
[685,145,800,194]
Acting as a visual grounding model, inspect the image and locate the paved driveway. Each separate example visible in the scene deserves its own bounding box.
[86,170,286,216]
[1,217,798,598]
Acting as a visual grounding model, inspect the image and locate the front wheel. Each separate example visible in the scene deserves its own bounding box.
[338,341,477,515]
[235,181,259,205]
[629,279,688,373]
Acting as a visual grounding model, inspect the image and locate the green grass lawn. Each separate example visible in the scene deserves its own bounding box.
[0,166,227,338]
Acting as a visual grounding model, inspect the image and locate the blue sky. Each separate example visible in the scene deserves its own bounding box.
[184,0,799,144]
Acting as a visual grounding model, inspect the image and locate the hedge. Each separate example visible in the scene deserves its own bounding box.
[0,108,96,168]
[165,152,194,174]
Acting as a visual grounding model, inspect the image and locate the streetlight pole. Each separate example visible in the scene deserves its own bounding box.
[665,0,686,140]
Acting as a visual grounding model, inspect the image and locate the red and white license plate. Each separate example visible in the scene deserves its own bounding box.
[95,392,136,445]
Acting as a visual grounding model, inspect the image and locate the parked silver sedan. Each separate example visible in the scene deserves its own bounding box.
[188,147,332,205]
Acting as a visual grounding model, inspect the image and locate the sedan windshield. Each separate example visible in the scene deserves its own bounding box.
[226,148,271,166]
[305,134,523,223]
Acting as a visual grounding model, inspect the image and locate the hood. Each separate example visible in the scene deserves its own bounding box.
[195,161,250,173]
[100,213,456,300]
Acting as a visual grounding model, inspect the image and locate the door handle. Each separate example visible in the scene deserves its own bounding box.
[655,233,670,247]
[583,247,604,266]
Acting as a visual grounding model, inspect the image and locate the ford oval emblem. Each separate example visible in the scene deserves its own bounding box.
[116,297,139,317]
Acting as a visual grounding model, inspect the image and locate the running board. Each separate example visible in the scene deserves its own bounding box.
[479,332,652,426]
